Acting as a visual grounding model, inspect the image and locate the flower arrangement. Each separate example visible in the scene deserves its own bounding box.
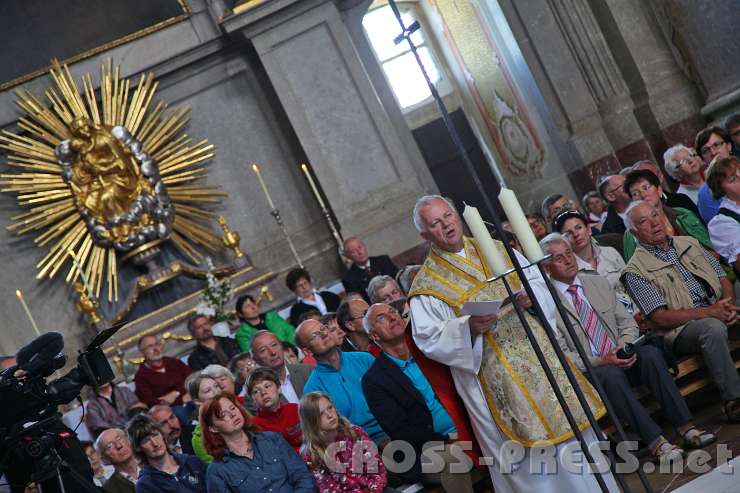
[195,257,232,323]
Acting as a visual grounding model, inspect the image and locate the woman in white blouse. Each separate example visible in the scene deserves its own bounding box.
[706,156,740,270]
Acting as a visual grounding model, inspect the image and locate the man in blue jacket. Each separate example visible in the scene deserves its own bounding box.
[297,318,388,445]
[128,415,206,493]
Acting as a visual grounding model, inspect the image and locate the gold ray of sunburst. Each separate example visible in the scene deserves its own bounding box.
[0,59,227,303]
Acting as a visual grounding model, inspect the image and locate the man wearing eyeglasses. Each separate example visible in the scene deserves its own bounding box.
[695,126,735,223]
[95,429,138,493]
[298,318,388,445]
[598,174,631,235]
[361,303,475,492]
[336,297,381,356]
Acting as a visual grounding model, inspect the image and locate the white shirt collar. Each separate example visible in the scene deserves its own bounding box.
[551,275,582,297]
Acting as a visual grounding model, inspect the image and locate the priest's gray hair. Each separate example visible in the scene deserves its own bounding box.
[539,233,569,259]
[624,200,650,232]
[367,275,397,304]
[412,195,457,232]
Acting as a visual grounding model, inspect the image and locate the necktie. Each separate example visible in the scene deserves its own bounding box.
[567,285,614,356]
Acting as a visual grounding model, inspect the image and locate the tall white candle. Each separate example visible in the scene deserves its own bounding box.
[498,188,544,262]
[251,163,276,210]
[462,204,508,276]
[16,289,41,336]
[301,164,327,209]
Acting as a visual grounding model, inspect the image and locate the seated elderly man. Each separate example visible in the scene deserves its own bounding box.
[297,318,388,445]
[540,234,715,463]
[250,330,312,403]
[361,303,474,491]
[621,200,740,422]
[623,169,711,260]
[95,428,139,493]
[341,236,399,300]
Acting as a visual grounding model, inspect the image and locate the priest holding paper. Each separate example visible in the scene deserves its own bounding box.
[408,195,617,493]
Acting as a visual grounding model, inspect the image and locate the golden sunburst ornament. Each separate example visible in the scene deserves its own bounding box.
[0,59,226,303]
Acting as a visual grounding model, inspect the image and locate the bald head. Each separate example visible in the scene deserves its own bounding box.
[296,318,336,359]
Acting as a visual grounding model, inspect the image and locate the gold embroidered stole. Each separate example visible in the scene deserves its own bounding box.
[409,237,605,446]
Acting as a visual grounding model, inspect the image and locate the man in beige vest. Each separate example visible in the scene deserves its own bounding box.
[408,195,617,493]
[541,233,715,465]
[621,200,740,422]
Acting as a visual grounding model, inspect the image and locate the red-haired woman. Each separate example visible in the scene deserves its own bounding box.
[200,393,315,492]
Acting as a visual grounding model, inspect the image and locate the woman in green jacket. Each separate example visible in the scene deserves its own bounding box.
[234,294,296,352]
[623,169,713,260]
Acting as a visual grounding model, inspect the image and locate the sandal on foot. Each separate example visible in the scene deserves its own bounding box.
[652,439,685,467]
[682,428,717,449]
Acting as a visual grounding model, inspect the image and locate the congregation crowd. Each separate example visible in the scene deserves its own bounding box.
[2,116,740,493]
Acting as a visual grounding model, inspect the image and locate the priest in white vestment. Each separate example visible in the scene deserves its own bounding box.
[408,195,619,493]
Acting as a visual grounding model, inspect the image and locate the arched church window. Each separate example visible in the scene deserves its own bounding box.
[362,3,442,109]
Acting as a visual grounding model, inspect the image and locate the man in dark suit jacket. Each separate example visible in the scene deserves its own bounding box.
[361,303,473,491]
[341,237,398,300]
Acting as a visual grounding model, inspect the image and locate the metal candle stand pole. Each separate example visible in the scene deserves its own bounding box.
[270,208,304,268]
[484,250,615,493]
[320,206,345,262]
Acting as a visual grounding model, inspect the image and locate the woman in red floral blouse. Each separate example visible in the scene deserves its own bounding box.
[299,391,389,493]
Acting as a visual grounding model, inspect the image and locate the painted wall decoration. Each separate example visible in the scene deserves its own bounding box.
[429,0,546,178]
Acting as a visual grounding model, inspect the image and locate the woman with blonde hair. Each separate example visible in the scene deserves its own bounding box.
[300,391,392,492]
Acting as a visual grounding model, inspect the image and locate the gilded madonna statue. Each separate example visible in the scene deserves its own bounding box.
[57,117,175,251]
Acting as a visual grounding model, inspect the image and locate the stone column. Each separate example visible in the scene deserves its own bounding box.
[649,0,740,119]
[222,0,435,256]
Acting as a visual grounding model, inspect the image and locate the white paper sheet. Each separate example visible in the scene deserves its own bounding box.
[460,300,504,317]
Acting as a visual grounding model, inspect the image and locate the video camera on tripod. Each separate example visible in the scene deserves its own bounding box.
[0,326,120,493]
